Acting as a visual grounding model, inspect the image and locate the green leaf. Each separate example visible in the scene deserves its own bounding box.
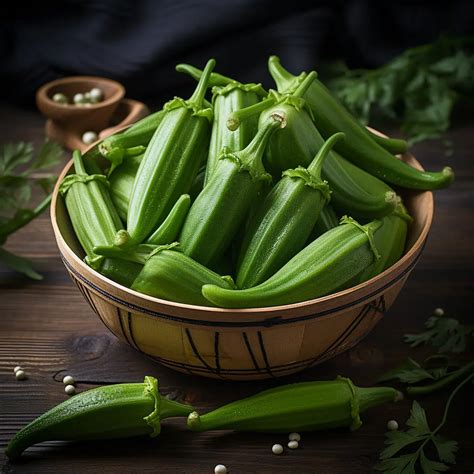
[419,450,450,473]
[0,246,42,280]
[380,430,426,459]
[406,401,431,435]
[404,315,474,354]
[432,435,458,464]
[0,142,33,175]
[376,454,417,473]
[323,36,474,144]
[378,358,434,384]
[28,140,62,172]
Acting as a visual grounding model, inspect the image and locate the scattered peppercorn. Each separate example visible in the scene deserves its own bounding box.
[288,440,299,449]
[214,464,227,474]
[434,307,445,317]
[387,419,399,431]
[289,432,301,442]
[65,385,76,396]
[82,131,98,145]
[272,444,284,455]
[15,370,27,381]
[62,375,75,385]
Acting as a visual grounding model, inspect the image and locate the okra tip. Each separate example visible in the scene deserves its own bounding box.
[187,411,203,432]
[442,166,455,184]
[114,229,131,247]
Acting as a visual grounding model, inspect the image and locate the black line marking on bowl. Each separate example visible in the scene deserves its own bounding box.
[258,332,275,378]
[308,301,374,369]
[214,332,221,375]
[127,312,140,351]
[61,245,422,327]
[242,332,261,372]
[117,307,132,346]
[83,286,100,315]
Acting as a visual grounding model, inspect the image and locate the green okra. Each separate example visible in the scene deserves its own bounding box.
[355,201,411,284]
[99,109,165,173]
[187,376,399,433]
[268,56,454,190]
[121,59,215,247]
[95,242,235,306]
[60,151,123,271]
[6,376,193,460]
[99,256,142,287]
[267,56,409,155]
[108,152,144,221]
[144,194,191,245]
[189,164,207,200]
[179,114,284,267]
[206,83,265,184]
[310,203,339,240]
[176,63,267,185]
[230,74,397,219]
[236,132,344,289]
[202,217,383,308]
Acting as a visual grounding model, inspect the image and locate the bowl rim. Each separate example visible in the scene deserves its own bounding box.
[51,128,433,317]
[37,75,125,110]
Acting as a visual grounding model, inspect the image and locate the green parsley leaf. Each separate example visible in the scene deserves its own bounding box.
[0,140,61,279]
[404,315,474,353]
[324,36,474,144]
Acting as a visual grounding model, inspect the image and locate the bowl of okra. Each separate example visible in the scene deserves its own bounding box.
[51,57,452,380]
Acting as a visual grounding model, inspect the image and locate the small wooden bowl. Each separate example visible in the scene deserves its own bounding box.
[36,76,148,152]
[51,137,433,380]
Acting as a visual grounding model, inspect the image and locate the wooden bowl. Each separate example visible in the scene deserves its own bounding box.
[50,140,433,380]
[36,76,148,152]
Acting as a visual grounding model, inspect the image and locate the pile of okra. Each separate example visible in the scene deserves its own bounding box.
[61,57,454,308]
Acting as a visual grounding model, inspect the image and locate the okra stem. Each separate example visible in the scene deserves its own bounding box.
[94,243,157,265]
[73,149,87,174]
[291,71,317,99]
[307,132,345,176]
[237,113,285,171]
[188,59,216,107]
[227,97,276,131]
[176,63,235,87]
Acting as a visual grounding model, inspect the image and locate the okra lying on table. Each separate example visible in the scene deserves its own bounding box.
[6,377,193,460]
[188,376,400,432]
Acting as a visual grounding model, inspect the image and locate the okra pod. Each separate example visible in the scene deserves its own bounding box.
[99,109,165,168]
[189,164,206,200]
[355,202,411,284]
[122,59,215,246]
[310,203,339,240]
[99,257,142,288]
[187,376,399,433]
[108,153,143,221]
[202,217,383,308]
[177,64,268,184]
[268,56,454,190]
[230,74,397,219]
[6,376,193,460]
[144,194,191,245]
[60,150,123,271]
[179,114,284,267]
[131,244,236,306]
[236,132,344,289]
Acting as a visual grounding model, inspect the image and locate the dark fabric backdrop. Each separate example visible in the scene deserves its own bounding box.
[2,0,474,106]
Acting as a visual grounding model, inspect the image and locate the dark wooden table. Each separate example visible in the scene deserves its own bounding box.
[0,103,473,473]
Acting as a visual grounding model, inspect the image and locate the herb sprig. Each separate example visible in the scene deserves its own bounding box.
[325,36,474,144]
[376,373,472,473]
[0,141,62,279]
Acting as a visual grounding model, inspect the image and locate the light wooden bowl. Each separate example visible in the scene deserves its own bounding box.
[51,137,433,380]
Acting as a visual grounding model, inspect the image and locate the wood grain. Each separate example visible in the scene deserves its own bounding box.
[0,105,473,473]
